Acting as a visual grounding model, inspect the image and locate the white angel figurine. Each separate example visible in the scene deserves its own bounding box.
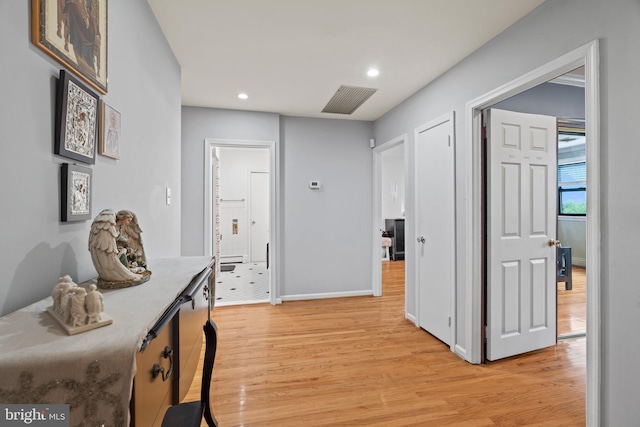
[88,209,151,289]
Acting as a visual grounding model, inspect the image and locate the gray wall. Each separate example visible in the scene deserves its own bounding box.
[373,0,640,424]
[492,81,585,118]
[180,107,280,256]
[281,116,373,298]
[181,108,374,299]
[0,1,182,316]
[558,218,586,267]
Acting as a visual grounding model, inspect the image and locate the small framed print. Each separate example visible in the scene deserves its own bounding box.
[61,163,92,222]
[55,70,99,164]
[99,101,121,159]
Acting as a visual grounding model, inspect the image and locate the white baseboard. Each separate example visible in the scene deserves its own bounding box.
[406,313,417,325]
[220,255,245,263]
[281,290,373,302]
[215,299,269,307]
[454,344,467,361]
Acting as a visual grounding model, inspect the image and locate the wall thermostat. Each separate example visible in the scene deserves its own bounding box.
[309,180,321,189]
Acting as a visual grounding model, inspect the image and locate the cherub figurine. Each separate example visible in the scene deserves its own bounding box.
[88,209,151,288]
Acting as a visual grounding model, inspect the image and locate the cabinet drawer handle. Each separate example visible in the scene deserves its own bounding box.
[151,346,174,382]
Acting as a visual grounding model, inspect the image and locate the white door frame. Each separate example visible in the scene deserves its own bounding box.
[371,135,408,309]
[464,40,600,424]
[414,112,456,350]
[204,138,280,305]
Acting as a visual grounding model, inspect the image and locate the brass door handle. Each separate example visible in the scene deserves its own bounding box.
[548,239,560,246]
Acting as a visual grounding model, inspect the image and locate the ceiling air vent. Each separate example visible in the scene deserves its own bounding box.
[322,85,377,115]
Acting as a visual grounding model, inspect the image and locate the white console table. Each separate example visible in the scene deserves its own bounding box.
[0,256,214,427]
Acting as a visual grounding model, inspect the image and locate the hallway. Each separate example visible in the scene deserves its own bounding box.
[187,260,585,426]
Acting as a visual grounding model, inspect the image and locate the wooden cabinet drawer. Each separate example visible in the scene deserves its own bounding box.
[174,268,211,401]
[131,321,174,427]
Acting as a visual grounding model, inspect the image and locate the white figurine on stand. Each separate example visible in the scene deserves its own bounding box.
[47,276,112,335]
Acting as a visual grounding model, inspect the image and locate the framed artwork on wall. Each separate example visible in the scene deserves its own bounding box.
[99,101,121,159]
[55,70,99,164]
[61,163,92,222]
[31,0,108,94]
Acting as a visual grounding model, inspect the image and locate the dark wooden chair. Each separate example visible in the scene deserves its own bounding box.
[161,319,218,427]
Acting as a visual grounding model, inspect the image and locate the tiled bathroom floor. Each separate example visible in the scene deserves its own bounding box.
[213,262,269,306]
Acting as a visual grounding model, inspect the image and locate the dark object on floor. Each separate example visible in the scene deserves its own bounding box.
[220,264,236,272]
[557,246,573,290]
[161,319,218,427]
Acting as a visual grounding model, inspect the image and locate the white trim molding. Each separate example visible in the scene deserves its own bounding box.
[464,40,600,425]
[203,138,280,305]
[281,290,373,302]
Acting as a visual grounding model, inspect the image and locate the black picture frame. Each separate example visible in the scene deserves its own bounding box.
[61,163,92,222]
[55,70,99,164]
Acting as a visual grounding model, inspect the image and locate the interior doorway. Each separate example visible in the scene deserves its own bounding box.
[372,135,407,311]
[465,40,600,424]
[203,139,279,306]
[486,68,587,341]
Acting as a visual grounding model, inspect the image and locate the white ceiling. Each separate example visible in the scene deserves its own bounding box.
[147,0,545,121]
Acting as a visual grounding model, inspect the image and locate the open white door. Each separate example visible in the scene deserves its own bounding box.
[486,109,557,361]
[416,113,455,346]
[250,171,269,262]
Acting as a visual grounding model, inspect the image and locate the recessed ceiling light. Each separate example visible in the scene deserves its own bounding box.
[367,68,379,77]
[237,93,248,100]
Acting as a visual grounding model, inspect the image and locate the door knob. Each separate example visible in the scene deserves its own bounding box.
[548,239,560,246]
[417,236,426,244]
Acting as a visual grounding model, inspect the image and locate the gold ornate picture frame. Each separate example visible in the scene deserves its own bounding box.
[32,0,108,94]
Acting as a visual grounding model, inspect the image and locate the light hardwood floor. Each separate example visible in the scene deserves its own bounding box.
[558,267,586,336]
[187,260,586,426]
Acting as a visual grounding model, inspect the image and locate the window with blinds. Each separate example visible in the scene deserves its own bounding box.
[558,161,586,216]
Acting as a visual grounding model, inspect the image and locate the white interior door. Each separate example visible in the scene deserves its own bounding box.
[250,172,269,262]
[416,114,455,346]
[486,108,557,361]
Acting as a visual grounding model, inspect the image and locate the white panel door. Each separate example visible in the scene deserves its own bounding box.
[416,115,455,346]
[250,172,269,262]
[487,109,557,361]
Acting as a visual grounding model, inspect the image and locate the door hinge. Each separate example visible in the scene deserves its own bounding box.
[448,316,451,327]
[484,325,489,339]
